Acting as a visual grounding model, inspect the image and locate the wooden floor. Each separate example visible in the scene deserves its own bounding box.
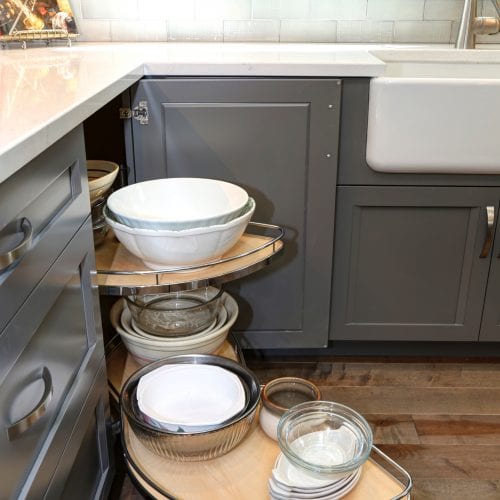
[109,355,500,499]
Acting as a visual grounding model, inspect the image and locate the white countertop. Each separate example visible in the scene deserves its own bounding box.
[0,41,498,183]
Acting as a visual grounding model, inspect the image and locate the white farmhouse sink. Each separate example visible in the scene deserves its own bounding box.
[366,50,500,174]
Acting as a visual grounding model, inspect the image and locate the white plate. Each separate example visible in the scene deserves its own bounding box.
[136,363,246,432]
[269,464,361,500]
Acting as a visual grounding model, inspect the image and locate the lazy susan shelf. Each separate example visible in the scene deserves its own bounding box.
[95,222,284,295]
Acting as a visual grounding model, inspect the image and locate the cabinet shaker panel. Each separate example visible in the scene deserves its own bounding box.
[331,186,500,342]
[128,78,341,348]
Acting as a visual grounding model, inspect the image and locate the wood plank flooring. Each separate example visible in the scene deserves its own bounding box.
[109,356,500,500]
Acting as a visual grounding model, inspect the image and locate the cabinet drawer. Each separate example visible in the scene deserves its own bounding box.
[0,220,103,500]
[0,125,89,332]
[43,363,111,500]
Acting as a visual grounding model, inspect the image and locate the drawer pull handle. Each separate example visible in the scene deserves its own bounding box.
[0,218,33,272]
[480,206,495,258]
[7,367,53,441]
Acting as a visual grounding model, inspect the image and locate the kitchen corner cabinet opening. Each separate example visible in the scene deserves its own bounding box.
[121,78,341,350]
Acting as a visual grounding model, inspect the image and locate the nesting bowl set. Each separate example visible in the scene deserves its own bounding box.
[104,177,255,270]
[110,288,238,365]
[86,160,120,246]
[121,355,261,461]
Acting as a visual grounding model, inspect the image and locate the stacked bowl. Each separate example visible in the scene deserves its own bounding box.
[121,354,261,461]
[104,177,255,270]
[269,401,373,499]
[86,160,119,246]
[110,287,238,365]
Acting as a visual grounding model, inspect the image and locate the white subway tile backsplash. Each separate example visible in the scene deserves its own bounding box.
[280,20,337,42]
[338,20,394,42]
[69,0,82,19]
[110,19,168,41]
[137,0,194,20]
[224,20,280,41]
[168,20,223,41]
[253,0,310,20]
[423,0,462,20]
[394,20,452,42]
[310,0,367,20]
[76,20,111,41]
[82,0,138,19]
[74,0,472,43]
[368,0,425,20]
[195,0,251,20]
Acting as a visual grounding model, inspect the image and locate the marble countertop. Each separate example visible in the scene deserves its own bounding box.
[0,41,498,183]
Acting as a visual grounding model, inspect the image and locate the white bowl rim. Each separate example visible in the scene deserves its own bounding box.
[105,197,255,237]
[107,177,248,224]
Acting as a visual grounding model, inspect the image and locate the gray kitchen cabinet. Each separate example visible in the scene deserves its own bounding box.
[330,186,500,342]
[0,126,112,499]
[126,78,341,348]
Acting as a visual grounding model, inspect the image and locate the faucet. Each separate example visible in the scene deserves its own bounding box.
[456,0,500,48]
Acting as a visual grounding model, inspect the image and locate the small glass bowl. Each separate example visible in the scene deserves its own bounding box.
[124,286,223,336]
[259,377,321,441]
[277,401,373,480]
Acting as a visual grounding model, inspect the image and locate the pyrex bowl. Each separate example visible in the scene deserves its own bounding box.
[104,198,255,270]
[87,160,119,205]
[277,401,373,481]
[259,377,321,441]
[110,293,238,365]
[107,177,248,230]
[124,286,223,336]
[120,354,261,461]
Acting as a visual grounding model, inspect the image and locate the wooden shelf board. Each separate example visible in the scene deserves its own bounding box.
[95,231,283,293]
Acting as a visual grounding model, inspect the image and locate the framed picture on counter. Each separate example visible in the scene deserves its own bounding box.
[0,0,78,45]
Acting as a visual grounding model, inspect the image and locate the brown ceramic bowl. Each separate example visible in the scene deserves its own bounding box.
[259,377,321,440]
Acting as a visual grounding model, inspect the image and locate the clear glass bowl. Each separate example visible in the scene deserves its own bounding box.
[120,354,261,461]
[124,286,223,336]
[277,401,373,480]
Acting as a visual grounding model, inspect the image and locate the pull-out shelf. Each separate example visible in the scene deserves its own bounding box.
[95,222,284,295]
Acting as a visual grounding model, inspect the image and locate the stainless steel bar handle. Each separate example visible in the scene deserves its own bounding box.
[480,206,495,258]
[0,217,33,272]
[7,367,53,441]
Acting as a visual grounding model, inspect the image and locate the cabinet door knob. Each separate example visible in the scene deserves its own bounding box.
[480,206,495,258]
[7,366,53,441]
[0,218,33,272]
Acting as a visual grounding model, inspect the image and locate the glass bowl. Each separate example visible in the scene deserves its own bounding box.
[259,377,321,441]
[124,286,223,336]
[120,354,261,461]
[277,401,373,480]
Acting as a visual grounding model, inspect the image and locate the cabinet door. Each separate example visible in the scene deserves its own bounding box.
[129,79,341,348]
[331,186,500,341]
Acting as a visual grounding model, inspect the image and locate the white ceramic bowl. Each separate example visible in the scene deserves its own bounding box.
[105,198,255,270]
[110,293,238,365]
[136,364,246,432]
[106,177,248,230]
[87,160,119,205]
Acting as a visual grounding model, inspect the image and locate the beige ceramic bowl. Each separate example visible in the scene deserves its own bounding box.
[87,160,119,205]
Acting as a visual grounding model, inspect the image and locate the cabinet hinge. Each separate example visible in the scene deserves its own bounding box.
[119,101,149,125]
[119,107,132,119]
